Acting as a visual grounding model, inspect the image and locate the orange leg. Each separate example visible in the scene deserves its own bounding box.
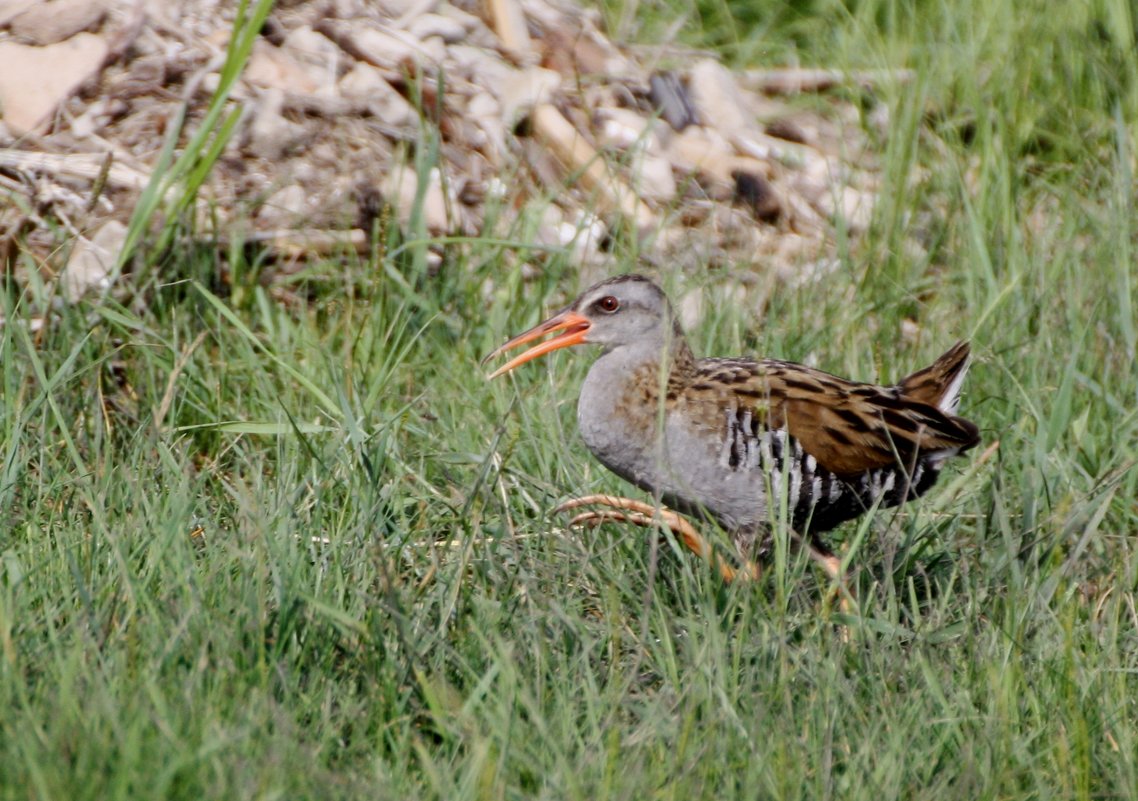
[554,495,856,617]
[553,494,760,583]
[806,547,857,617]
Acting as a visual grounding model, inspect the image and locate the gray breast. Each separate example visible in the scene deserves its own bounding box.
[576,347,663,493]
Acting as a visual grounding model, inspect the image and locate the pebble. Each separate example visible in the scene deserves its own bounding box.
[257,183,310,229]
[407,13,467,43]
[627,151,676,203]
[281,26,342,92]
[0,33,108,135]
[687,59,754,139]
[381,165,451,234]
[665,125,734,183]
[338,61,414,127]
[247,88,310,160]
[348,24,440,68]
[9,0,105,45]
[595,107,664,153]
[498,67,562,128]
[245,41,324,95]
[61,220,126,302]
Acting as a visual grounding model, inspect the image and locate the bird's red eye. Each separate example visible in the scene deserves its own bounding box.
[596,296,620,313]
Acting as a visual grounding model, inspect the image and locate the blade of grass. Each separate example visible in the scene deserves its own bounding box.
[192,280,342,420]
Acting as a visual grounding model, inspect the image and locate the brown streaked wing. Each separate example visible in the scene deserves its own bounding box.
[710,360,979,476]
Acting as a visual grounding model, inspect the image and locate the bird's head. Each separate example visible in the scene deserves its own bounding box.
[484,274,682,378]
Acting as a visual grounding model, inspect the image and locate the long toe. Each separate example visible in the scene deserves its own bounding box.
[555,494,759,583]
[808,546,857,618]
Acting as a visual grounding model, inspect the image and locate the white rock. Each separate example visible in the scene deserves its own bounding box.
[247,88,309,160]
[61,220,126,302]
[407,12,466,43]
[687,59,755,139]
[436,4,487,33]
[626,151,676,203]
[381,165,451,234]
[467,91,499,119]
[867,101,891,139]
[418,35,447,62]
[0,0,36,26]
[498,67,561,128]
[448,44,517,89]
[281,26,341,95]
[678,287,704,331]
[338,62,414,127]
[900,318,921,344]
[831,185,874,234]
[781,192,828,236]
[484,177,509,200]
[348,24,439,68]
[257,183,310,228]
[377,0,437,18]
[665,125,734,182]
[598,110,676,201]
[245,40,323,95]
[68,98,109,138]
[0,33,108,135]
[466,91,505,156]
[596,107,663,153]
[533,203,566,248]
[559,211,606,263]
[282,25,340,62]
[796,158,873,233]
[9,0,105,45]
[516,0,567,30]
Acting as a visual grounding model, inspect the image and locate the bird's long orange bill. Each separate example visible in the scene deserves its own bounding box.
[484,310,592,378]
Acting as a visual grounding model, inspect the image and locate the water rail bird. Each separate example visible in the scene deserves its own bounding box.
[485,274,980,593]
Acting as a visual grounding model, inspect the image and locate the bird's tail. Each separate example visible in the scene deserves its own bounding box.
[897,340,971,414]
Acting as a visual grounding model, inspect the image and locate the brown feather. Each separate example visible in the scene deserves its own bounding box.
[678,354,980,477]
[897,340,971,406]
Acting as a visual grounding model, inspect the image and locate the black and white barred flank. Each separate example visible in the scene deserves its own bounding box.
[719,407,944,535]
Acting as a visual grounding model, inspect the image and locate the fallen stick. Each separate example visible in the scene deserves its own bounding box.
[242,228,370,258]
[485,0,532,55]
[739,67,916,95]
[0,149,150,191]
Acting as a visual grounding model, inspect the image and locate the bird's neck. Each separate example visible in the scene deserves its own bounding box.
[669,337,698,382]
[578,334,697,482]
[598,333,697,387]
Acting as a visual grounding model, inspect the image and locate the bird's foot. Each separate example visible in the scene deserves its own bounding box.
[553,494,760,583]
[555,496,857,626]
[807,546,858,625]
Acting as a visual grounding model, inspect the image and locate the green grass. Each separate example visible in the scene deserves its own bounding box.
[4,0,1138,797]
